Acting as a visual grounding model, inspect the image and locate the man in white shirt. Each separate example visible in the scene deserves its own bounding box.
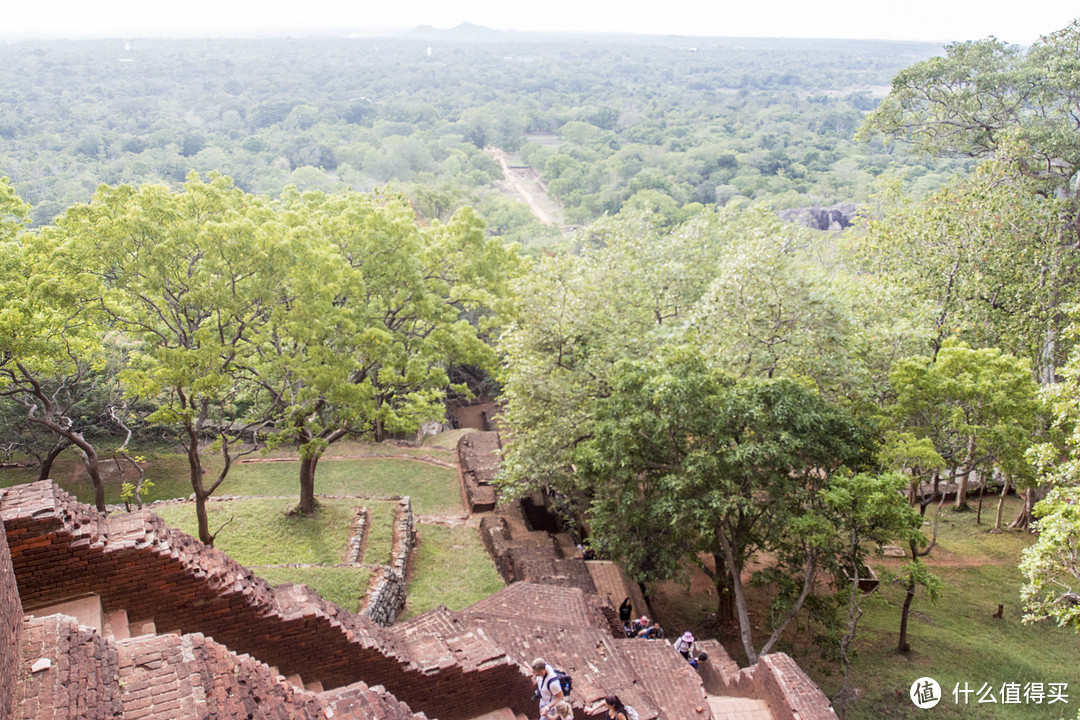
[531,657,565,718]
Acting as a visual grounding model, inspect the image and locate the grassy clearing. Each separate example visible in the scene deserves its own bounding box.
[152,498,397,566]
[420,428,474,451]
[224,459,461,514]
[0,446,194,504]
[0,440,462,514]
[809,498,1080,720]
[363,502,397,566]
[5,435,506,625]
[252,565,371,614]
[647,496,1080,719]
[401,524,505,618]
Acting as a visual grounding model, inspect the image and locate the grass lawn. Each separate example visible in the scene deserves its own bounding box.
[401,524,505,619]
[252,566,371,614]
[806,498,1080,720]
[224,459,461,514]
[0,440,463,514]
[152,497,397,567]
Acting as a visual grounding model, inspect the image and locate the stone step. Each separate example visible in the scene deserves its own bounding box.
[707,695,774,720]
[104,608,130,640]
[129,617,156,636]
[463,708,518,720]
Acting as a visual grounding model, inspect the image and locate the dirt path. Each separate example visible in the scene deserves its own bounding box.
[487,148,555,225]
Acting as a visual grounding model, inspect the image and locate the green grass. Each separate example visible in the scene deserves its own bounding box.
[252,565,371,614]
[401,524,505,619]
[804,498,1080,720]
[420,428,474,451]
[0,442,463,514]
[153,498,395,566]
[224,459,461,514]
[0,447,194,505]
[363,503,397,566]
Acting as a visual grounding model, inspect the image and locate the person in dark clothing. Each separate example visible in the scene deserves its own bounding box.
[618,597,632,624]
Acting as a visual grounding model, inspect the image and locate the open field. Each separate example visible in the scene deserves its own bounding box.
[152,497,397,567]
[0,438,461,513]
[400,523,506,619]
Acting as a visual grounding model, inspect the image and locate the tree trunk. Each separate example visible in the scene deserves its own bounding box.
[83,449,106,512]
[38,440,69,482]
[712,552,737,630]
[834,533,863,720]
[1010,487,1036,530]
[27,415,106,511]
[758,552,818,657]
[718,526,756,664]
[954,436,977,510]
[298,453,320,515]
[898,580,916,653]
[993,477,1010,533]
[296,428,348,515]
[975,472,986,524]
[184,424,213,546]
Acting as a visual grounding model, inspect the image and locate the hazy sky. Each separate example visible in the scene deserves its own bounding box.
[4,0,1077,44]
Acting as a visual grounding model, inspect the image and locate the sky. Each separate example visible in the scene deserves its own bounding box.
[3,0,1077,44]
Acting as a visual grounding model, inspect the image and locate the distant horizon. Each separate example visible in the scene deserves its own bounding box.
[3,1,1078,46]
[1,23,955,45]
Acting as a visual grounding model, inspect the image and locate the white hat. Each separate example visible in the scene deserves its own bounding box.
[681,631,694,643]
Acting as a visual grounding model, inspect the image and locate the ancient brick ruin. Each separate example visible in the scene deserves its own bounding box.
[0,434,840,720]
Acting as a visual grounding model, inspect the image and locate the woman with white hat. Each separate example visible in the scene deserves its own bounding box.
[673,631,696,659]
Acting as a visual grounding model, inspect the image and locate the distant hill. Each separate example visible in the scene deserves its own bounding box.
[405,23,519,43]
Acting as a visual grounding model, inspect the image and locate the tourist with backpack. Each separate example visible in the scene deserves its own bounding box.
[603,695,639,720]
[532,658,567,719]
[673,631,696,659]
[636,620,663,639]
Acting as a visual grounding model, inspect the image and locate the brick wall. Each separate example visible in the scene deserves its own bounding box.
[697,645,837,720]
[1,481,538,720]
[1,520,23,720]
[17,614,124,720]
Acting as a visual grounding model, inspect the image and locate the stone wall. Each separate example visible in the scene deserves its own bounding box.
[457,431,500,512]
[696,642,837,720]
[0,481,537,720]
[361,497,415,627]
[16,614,124,720]
[1,520,23,720]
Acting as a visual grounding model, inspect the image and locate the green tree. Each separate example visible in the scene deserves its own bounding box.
[889,340,1041,510]
[498,209,731,503]
[256,189,516,514]
[52,174,290,544]
[1023,328,1080,628]
[580,347,875,664]
[861,21,1080,192]
[1020,484,1080,630]
[821,471,925,717]
[860,21,1080,381]
[850,165,1069,381]
[0,178,113,510]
